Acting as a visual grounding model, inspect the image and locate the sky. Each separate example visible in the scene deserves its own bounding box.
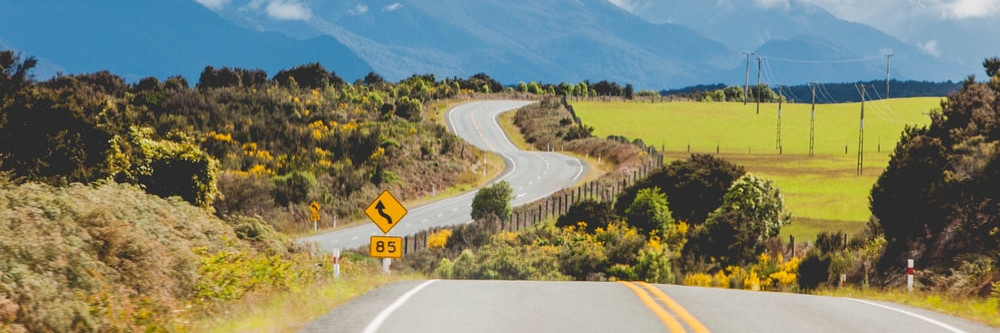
[609,0,1000,39]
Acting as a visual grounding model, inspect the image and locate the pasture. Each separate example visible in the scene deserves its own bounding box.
[572,98,942,241]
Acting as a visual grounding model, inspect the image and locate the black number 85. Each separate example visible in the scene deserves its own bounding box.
[376,241,397,252]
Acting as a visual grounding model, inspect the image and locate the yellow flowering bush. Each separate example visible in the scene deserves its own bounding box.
[428,229,453,250]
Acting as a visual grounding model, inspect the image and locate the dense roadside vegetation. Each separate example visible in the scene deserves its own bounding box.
[0,49,527,331]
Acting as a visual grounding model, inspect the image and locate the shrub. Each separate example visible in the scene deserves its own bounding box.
[615,154,745,225]
[213,171,275,217]
[272,171,315,206]
[798,251,832,291]
[427,229,453,250]
[556,200,617,232]
[607,264,638,281]
[471,181,513,221]
[692,173,791,266]
[635,247,674,284]
[625,187,674,235]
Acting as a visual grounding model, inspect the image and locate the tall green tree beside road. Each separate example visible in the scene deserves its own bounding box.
[870,60,1000,276]
[472,180,513,221]
[689,173,791,266]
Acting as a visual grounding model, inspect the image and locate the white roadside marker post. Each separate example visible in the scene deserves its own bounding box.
[907,259,914,292]
[383,258,391,275]
[333,249,341,279]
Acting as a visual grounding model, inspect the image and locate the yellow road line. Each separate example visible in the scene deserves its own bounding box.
[638,282,712,333]
[618,281,686,333]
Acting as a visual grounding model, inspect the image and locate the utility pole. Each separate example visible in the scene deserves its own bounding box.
[810,84,816,157]
[776,85,783,153]
[743,52,754,105]
[857,84,866,176]
[886,54,894,99]
[756,57,762,114]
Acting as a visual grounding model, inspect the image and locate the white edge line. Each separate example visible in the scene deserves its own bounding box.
[362,280,439,333]
[848,298,967,333]
[572,158,585,180]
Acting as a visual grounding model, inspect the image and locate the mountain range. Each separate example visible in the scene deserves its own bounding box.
[0,0,991,89]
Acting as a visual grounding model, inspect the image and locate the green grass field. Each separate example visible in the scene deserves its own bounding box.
[573,98,942,241]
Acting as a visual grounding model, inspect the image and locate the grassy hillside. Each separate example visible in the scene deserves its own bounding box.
[572,98,940,240]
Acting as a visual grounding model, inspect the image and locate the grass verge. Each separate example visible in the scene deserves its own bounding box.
[191,260,424,332]
[816,287,1000,328]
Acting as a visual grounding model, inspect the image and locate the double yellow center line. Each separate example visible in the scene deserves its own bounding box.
[618,281,711,333]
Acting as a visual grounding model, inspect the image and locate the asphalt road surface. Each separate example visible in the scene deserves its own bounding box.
[298,100,587,252]
[301,280,999,333]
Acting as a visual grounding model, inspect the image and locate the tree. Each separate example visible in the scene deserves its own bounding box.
[625,187,674,235]
[471,181,513,221]
[984,57,1000,78]
[0,50,36,107]
[691,173,791,266]
[870,73,1000,274]
[273,63,330,89]
[272,171,315,206]
[0,83,115,184]
[109,127,220,207]
[624,84,634,100]
[364,71,385,86]
[556,200,617,232]
[615,154,745,225]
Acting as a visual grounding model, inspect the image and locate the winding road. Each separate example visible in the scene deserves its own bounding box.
[299,101,998,333]
[298,100,587,252]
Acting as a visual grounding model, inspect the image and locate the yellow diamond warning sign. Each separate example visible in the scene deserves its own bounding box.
[365,190,407,234]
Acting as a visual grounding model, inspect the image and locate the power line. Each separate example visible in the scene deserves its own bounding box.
[756,55,885,64]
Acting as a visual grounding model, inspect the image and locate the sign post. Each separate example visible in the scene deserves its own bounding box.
[309,201,321,232]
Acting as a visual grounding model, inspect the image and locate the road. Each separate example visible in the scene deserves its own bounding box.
[301,280,999,333]
[298,100,587,251]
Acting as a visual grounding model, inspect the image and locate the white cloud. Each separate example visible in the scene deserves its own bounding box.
[755,0,790,9]
[941,0,1000,19]
[349,4,369,15]
[266,0,312,21]
[607,0,637,11]
[919,39,942,57]
[384,3,403,12]
[193,0,230,10]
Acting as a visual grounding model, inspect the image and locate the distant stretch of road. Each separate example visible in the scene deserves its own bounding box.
[298,100,587,251]
[301,280,999,333]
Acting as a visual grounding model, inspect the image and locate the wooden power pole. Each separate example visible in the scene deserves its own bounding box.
[810,84,816,157]
[744,52,754,105]
[857,84,865,176]
[756,57,762,114]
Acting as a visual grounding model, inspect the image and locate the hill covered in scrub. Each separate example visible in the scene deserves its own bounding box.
[0,51,503,234]
[0,180,318,331]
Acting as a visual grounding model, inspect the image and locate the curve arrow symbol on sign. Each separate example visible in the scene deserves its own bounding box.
[375,201,393,225]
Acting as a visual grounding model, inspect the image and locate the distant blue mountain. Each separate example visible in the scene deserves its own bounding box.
[0,0,371,83]
[211,0,735,88]
[621,0,971,85]
[0,0,976,89]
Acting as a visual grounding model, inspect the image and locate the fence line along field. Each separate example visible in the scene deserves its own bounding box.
[572,98,941,241]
